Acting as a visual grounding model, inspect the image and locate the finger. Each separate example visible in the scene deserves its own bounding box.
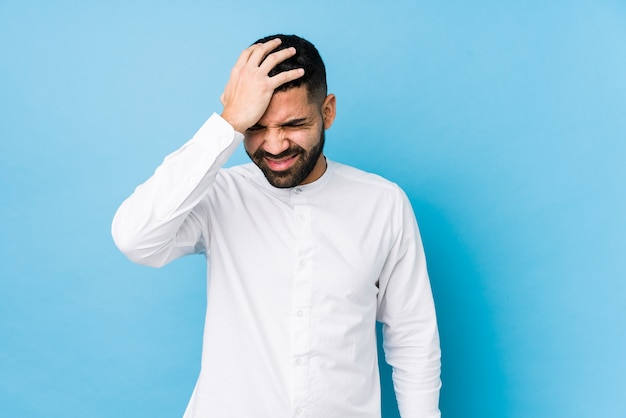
[231,44,259,71]
[259,46,297,72]
[248,38,283,66]
[268,68,305,89]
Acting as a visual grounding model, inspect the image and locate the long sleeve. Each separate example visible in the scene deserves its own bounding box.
[376,190,441,418]
[111,113,243,267]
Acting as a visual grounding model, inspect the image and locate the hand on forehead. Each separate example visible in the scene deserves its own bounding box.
[220,38,305,133]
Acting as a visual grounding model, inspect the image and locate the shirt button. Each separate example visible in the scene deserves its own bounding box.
[298,260,306,270]
[295,407,304,415]
[297,214,306,222]
[296,358,304,366]
[294,187,303,194]
[296,310,304,317]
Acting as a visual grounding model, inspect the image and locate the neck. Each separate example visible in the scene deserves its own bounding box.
[300,154,327,185]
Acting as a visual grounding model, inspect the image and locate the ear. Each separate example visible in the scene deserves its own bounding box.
[321,94,336,129]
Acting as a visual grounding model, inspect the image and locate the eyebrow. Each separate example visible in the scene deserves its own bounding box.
[248,118,311,130]
[281,118,309,127]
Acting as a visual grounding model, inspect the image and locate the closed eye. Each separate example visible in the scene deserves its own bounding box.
[246,125,265,133]
[246,118,313,133]
[282,118,311,128]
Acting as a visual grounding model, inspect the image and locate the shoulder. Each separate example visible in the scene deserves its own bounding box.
[221,162,260,177]
[215,163,263,185]
[328,161,417,238]
[329,161,406,200]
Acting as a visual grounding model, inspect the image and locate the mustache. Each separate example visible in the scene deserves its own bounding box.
[254,145,306,160]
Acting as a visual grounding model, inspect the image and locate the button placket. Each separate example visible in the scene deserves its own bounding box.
[292,201,313,414]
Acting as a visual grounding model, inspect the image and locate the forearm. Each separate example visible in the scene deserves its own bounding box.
[111,113,242,267]
[382,264,441,418]
[384,317,441,418]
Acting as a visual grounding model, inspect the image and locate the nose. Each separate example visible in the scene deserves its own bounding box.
[261,128,290,156]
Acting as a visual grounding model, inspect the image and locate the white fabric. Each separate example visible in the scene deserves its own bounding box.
[112,113,441,418]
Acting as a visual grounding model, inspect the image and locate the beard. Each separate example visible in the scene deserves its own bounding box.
[247,130,325,189]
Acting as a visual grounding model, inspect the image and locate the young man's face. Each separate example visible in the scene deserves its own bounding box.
[244,86,336,188]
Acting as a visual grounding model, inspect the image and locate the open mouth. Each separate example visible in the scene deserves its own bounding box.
[264,154,299,172]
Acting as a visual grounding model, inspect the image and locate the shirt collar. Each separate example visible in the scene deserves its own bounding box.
[250,158,335,198]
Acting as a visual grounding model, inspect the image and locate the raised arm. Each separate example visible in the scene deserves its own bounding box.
[112,38,304,267]
[111,114,242,267]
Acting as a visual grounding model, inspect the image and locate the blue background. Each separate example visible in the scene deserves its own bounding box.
[1,1,625,417]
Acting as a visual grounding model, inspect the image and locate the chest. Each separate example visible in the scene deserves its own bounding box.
[206,185,397,301]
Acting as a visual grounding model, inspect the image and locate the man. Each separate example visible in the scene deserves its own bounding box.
[112,34,441,418]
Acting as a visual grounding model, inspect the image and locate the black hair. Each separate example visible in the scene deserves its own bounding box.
[254,34,327,103]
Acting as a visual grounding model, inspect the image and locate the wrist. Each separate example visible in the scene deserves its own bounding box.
[220,110,248,133]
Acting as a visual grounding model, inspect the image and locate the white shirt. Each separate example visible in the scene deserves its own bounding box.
[112,114,441,418]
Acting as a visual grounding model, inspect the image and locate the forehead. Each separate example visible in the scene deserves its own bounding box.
[258,86,319,125]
